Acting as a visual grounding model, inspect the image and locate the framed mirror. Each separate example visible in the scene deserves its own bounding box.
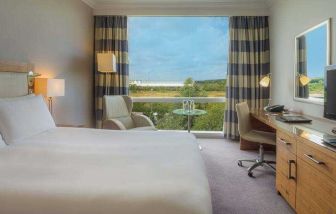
[294,19,331,104]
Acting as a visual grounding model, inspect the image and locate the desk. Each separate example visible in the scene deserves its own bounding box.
[249,110,336,213]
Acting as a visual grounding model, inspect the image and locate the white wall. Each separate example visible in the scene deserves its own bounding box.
[269,0,336,124]
[0,0,94,127]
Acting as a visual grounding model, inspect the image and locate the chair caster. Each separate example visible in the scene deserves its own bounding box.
[238,161,243,167]
[248,171,254,177]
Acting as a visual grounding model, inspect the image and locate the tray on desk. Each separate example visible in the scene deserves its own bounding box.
[276,115,312,123]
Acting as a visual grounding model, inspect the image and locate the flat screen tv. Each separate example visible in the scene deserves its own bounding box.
[324,65,336,120]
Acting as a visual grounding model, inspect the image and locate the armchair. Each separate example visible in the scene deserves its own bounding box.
[102,95,156,131]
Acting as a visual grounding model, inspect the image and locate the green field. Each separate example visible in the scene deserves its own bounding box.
[130,78,226,131]
[308,78,324,98]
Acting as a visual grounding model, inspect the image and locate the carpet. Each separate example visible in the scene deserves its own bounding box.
[198,139,294,214]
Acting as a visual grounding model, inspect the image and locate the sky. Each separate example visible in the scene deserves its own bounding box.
[128,17,229,82]
[306,24,327,78]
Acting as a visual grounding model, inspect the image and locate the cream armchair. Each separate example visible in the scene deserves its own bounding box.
[102,95,156,131]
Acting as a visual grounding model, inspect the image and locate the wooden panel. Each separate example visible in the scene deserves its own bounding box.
[0,60,34,73]
[277,130,297,154]
[297,137,336,182]
[276,144,296,209]
[250,115,276,132]
[296,158,336,214]
[240,138,276,151]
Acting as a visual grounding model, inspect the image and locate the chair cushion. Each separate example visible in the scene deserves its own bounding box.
[104,96,130,119]
[242,130,276,145]
[115,116,135,129]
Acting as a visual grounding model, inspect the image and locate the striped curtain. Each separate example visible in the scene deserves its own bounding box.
[224,16,270,140]
[296,36,309,98]
[94,16,129,128]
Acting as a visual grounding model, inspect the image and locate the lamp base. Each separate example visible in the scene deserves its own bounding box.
[48,97,53,116]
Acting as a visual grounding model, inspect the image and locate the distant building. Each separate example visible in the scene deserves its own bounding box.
[130,80,184,87]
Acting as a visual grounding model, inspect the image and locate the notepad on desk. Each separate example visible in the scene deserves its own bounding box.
[276,115,312,123]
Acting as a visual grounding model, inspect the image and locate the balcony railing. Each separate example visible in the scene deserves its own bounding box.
[132,97,226,132]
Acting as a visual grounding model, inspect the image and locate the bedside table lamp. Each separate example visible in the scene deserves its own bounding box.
[35,78,65,115]
[97,53,117,94]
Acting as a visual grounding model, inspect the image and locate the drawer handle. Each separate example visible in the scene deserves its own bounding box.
[288,160,295,180]
[279,138,291,145]
[304,154,325,165]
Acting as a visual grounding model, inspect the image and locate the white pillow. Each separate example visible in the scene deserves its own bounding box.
[0,95,56,144]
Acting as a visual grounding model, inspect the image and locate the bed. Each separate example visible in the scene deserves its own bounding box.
[0,61,212,214]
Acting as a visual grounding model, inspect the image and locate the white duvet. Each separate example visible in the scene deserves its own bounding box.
[0,128,212,214]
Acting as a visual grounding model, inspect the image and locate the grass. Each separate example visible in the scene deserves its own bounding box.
[130,90,225,97]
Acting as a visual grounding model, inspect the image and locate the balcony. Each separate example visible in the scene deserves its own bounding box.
[132,97,226,134]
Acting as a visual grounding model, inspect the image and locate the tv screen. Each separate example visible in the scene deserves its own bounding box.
[324,65,336,120]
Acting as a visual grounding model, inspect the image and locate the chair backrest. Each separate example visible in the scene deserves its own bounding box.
[236,102,252,135]
[103,95,135,129]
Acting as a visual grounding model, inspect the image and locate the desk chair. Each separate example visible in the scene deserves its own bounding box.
[102,95,156,131]
[236,102,276,177]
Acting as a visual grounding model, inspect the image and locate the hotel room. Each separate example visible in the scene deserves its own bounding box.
[0,0,335,213]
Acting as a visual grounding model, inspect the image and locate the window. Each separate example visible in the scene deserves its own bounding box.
[128,17,229,132]
[305,24,327,99]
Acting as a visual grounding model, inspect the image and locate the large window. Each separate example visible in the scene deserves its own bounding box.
[128,17,228,132]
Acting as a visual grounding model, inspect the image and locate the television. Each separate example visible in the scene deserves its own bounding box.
[324,65,336,120]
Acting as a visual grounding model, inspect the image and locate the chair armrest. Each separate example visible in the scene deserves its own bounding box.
[131,113,155,128]
[102,119,126,130]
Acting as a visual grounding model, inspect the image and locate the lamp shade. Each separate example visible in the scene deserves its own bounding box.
[35,78,65,97]
[259,75,271,87]
[299,74,311,86]
[97,53,117,73]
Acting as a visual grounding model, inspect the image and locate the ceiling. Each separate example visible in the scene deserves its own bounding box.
[83,0,273,8]
[82,0,274,15]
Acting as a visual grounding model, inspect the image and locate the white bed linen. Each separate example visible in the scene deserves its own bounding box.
[0,134,6,148]
[0,128,212,214]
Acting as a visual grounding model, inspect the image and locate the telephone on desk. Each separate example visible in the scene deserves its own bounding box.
[264,105,285,113]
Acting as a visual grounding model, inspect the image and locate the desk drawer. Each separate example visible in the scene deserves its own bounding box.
[297,137,336,183]
[276,144,296,209]
[277,130,296,154]
[296,157,336,214]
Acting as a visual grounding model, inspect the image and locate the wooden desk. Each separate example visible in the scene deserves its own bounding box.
[250,110,336,213]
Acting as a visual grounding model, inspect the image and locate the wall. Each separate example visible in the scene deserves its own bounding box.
[269,0,336,125]
[0,0,94,127]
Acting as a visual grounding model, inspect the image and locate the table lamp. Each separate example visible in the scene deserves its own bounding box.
[34,78,65,115]
[97,53,117,94]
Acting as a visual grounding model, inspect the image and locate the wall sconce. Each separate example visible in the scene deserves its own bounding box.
[298,74,311,86]
[259,74,271,106]
[27,71,41,94]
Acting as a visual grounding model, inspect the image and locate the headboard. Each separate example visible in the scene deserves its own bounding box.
[0,61,34,98]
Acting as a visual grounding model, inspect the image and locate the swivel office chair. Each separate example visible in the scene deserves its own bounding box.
[236,102,276,177]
